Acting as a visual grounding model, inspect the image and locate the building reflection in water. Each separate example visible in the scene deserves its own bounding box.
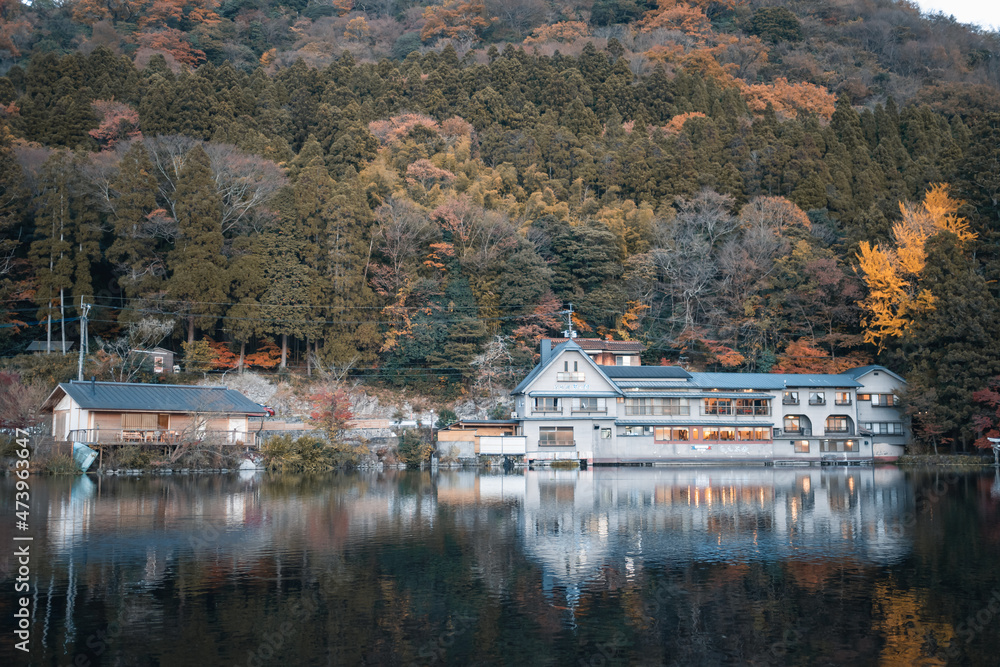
[435,467,913,610]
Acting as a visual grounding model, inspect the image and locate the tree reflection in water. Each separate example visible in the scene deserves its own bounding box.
[4,467,1000,665]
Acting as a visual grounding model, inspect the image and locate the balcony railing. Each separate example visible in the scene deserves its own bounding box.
[834,399,852,406]
[532,407,563,414]
[572,408,607,415]
[783,397,799,405]
[66,428,256,446]
[808,397,826,405]
[783,427,812,436]
[538,439,576,447]
[556,372,585,382]
[735,407,771,416]
[824,427,854,436]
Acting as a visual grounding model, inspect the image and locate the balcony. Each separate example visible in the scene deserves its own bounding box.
[782,397,799,405]
[824,428,854,436]
[556,372,585,382]
[532,407,562,414]
[808,397,826,406]
[572,408,607,415]
[835,399,852,406]
[66,428,255,446]
[783,427,812,436]
[735,407,771,416]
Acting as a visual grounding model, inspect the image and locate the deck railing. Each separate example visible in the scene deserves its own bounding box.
[66,429,258,446]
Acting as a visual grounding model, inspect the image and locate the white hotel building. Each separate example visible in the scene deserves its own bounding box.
[501,340,908,465]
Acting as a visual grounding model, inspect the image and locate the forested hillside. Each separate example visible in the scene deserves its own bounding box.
[1,0,1000,449]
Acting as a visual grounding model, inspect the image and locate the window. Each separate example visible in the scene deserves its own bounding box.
[624,398,689,416]
[624,425,654,436]
[862,422,903,435]
[718,427,736,441]
[154,356,164,373]
[735,398,769,415]
[858,394,871,401]
[576,397,602,413]
[783,391,799,405]
[825,416,850,433]
[809,392,826,405]
[539,427,574,446]
[564,361,568,371]
[821,440,858,452]
[703,428,719,440]
[534,398,560,412]
[703,398,732,415]
[835,391,852,405]
[557,371,585,381]
[871,393,895,407]
[615,355,632,366]
[794,440,810,453]
[736,427,769,441]
[784,416,801,432]
[655,427,690,441]
[600,428,612,439]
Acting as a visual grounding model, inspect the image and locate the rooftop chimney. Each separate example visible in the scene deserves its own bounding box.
[540,339,552,365]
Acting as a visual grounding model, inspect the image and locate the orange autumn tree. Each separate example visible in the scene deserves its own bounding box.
[135,28,206,66]
[523,21,590,46]
[772,339,870,374]
[740,77,836,120]
[421,0,497,43]
[244,339,281,369]
[856,184,976,350]
[309,385,353,441]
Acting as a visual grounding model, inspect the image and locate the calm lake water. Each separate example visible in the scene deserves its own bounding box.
[2,467,1000,666]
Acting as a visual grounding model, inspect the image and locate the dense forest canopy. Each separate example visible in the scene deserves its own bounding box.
[1,0,1000,449]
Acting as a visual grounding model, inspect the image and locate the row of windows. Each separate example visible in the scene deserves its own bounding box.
[782,391,853,405]
[862,421,903,434]
[858,393,896,406]
[783,416,853,432]
[793,440,860,453]
[620,426,773,441]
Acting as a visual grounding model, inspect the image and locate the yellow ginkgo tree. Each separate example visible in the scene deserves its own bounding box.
[856,184,976,350]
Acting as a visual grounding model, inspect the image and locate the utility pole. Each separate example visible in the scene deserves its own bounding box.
[77,301,90,381]
[559,303,577,339]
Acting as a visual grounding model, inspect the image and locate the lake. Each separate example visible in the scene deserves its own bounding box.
[2,467,1000,666]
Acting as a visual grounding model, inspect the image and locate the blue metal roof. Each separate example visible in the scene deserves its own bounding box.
[600,366,692,379]
[47,381,266,414]
[687,372,861,390]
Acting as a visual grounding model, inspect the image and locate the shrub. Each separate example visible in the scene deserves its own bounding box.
[41,454,80,475]
[397,428,434,467]
[260,434,368,472]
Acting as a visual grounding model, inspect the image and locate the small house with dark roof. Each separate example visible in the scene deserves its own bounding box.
[542,338,644,366]
[26,340,75,354]
[42,380,267,446]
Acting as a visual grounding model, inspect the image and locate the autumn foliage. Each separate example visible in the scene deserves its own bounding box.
[856,184,976,350]
[421,0,496,43]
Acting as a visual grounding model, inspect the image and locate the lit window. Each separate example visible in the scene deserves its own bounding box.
[794,440,810,453]
[539,427,574,446]
[783,391,799,404]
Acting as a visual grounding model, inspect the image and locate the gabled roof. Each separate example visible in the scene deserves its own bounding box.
[544,338,644,353]
[512,341,622,396]
[841,365,907,383]
[600,366,692,379]
[42,381,265,414]
[688,372,861,390]
[27,341,75,352]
